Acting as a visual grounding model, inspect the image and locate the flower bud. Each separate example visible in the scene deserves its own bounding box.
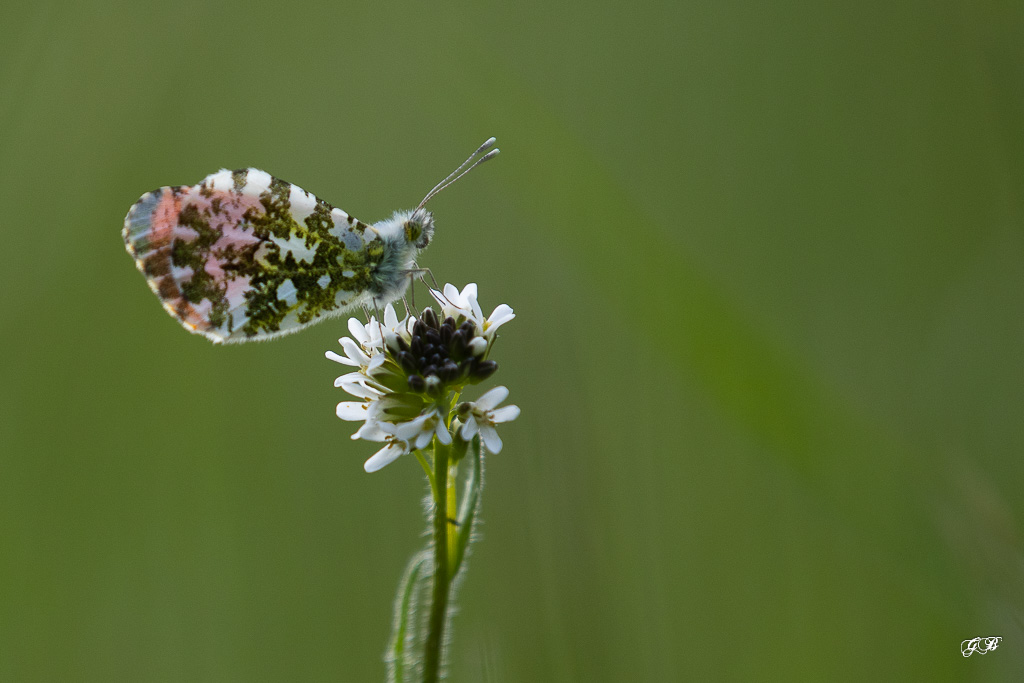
[421,307,439,330]
[424,375,443,397]
[385,332,405,353]
[468,337,488,357]
[450,330,468,359]
[397,351,418,374]
[472,360,498,382]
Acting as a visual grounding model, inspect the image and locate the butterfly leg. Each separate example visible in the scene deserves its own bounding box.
[401,294,417,318]
[372,298,385,342]
[405,266,448,310]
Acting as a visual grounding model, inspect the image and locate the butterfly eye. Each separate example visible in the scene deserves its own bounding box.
[404,220,424,245]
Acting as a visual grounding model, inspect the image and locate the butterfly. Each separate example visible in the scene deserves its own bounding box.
[123,137,498,343]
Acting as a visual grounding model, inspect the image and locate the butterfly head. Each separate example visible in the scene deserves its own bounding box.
[404,209,435,249]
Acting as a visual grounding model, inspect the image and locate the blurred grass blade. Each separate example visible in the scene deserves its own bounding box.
[387,550,430,683]
[453,436,483,577]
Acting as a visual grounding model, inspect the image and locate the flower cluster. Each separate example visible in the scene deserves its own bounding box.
[328,284,519,472]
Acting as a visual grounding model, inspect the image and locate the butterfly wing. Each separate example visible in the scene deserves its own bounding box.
[124,169,384,343]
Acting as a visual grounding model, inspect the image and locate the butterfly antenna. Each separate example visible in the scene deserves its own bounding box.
[415,137,499,211]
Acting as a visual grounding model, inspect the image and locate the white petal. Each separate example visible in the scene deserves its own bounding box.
[334,371,368,388]
[443,283,461,303]
[435,421,452,445]
[467,293,483,323]
[415,430,434,450]
[461,417,479,440]
[367,353,387,372]
[363,321,384,348]
[325,350,357,366]
[341,337,370,365]
[488,304,514,321]
[490,405,520,423]
[461,283,478,301]
[395,413,430,440]
[352,420,387,441]
[340,381,383,400]
[336,401,370,420]
[484,305,515,335]
[347,318,369,344]
[364,443,404,472]
[480,425,503,454]
[342,375,390,396]
[476,386,509,411]
[384,303,400,329]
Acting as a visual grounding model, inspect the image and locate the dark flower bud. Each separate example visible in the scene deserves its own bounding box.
[441,360,460,382]
[443,316,456,330]
[459,321,475,337]
[421,307,439,329]
[456,402,471,416]
[407,374,426,392]
[422,364,438,378]
[440,324,452,345]
[450,330,468,358]
[473,360,498,381]
[424,328,442,346]
[413,320,427,337]
[397,351,418,374]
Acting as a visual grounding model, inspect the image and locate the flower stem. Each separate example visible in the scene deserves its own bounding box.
[447,464,458,568]
[423,439,451,683]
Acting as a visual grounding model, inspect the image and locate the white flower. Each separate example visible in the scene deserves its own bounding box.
[326,337,387,376]
[478,303,515,338]
[431,282,481,322]
[362,431,412,473]
[333,372,388,400]
[328,283,517,472]
[351,419,387,442]
[430,282,514,340]
[358,412,448,472]
[460,386,520,454]
[345,303,408,354]
[393,408,453,450]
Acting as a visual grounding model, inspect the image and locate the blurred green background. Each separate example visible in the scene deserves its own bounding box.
[2,1,1022,680]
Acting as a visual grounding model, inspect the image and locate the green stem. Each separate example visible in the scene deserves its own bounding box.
[422,439,451,683]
